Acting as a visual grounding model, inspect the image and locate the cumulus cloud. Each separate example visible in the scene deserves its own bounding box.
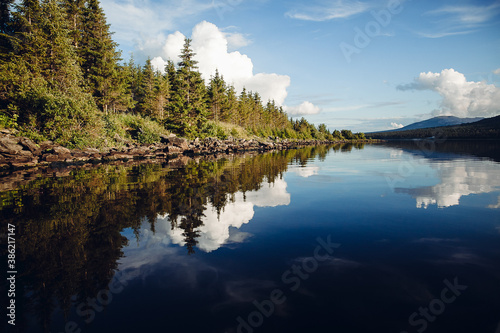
[221,29,252,50]
[494,68,500,76]
[284,101,321,116]
[397,68,500,118]
[101,0,214,49]
[390,122,404,129]
[149,21,291,105]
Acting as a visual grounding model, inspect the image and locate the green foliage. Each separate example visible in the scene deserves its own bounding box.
[107,113,168,144]
[0,1,367,146]
[0,111,17,129]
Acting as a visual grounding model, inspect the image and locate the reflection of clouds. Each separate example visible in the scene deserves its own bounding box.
[396,160,500,208]
[244,178,290,207]
[390,149,404,159]
[489,196,500,209]
[124,178,290,256]
[290,165,320,178]
[410,237,497,269]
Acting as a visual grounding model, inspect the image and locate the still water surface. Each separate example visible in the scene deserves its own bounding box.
[2,141,500,333]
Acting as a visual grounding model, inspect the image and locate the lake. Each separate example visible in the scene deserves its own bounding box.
[2,141,500,333]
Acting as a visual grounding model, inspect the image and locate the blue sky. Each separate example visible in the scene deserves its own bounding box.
[100,0,500,132]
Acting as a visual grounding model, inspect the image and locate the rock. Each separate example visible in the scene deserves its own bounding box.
[19,137,39,153]
[83,148,100,154]
[53,146,71,155]
[43,154,60,162]
[39,141,54,150]
[166,146,183,154]
[18,150,34,158]
[0,128,13,135]
[159,134,170,144]
[0,136,23,154]
[128,147,149,155]
[11,158,38,168]
[106,153,132,160]
[165,137,189,150]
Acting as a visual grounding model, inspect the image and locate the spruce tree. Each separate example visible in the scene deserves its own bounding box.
[60,0,84,48]
[0,0,99,145]
[222,85,237,123]
[167,38,207,137]
[80,0,124,113]
[207,69,226,123]
[0,0,16,57]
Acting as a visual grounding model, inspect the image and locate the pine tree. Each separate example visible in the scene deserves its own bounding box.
[167,38,207,137]
[207,69,226,123]
[222,84,237,123]
[0,0,16,58]
[79,0,124,113]
[237,88,251,127]
[0,0,99,145]
[60,0,85,48]
[136,59,169,119]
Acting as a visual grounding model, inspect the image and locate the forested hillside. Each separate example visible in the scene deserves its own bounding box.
[368,115,500,140]
[0,0,364,148]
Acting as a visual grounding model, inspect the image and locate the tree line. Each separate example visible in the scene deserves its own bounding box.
[0,0,365,147]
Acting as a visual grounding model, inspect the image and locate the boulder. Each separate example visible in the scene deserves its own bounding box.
[165,137,189,150]
[19,137,39,153]
[0,136,23,154]
[43,154,60,162]
[53,146,71,155]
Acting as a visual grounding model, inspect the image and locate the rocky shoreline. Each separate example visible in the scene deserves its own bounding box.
[0,131,363,171]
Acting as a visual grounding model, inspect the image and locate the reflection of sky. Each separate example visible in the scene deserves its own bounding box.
[395,159,500,209]
[87,145,500,332]
[121,177,290,260]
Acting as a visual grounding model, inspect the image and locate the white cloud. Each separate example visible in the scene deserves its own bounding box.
[390,122,404,129]
[494,68,500,76]
[150,21,291,105]
[416,30,476,39]
[221,29,252,50]
[397,68,500,118]
[286,0,370,21]
[418,2,500,38]
[101,0,214,49]
[427,3,500,25]
[285,101,321,116]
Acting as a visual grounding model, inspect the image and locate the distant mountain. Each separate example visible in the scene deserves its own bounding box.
[394,116,483,132]
[368,115,500,139]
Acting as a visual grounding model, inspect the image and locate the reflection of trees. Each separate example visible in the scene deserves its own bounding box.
[0,145,356,331]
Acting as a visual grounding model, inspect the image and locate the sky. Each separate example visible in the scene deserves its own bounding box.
[100,0,500,132]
